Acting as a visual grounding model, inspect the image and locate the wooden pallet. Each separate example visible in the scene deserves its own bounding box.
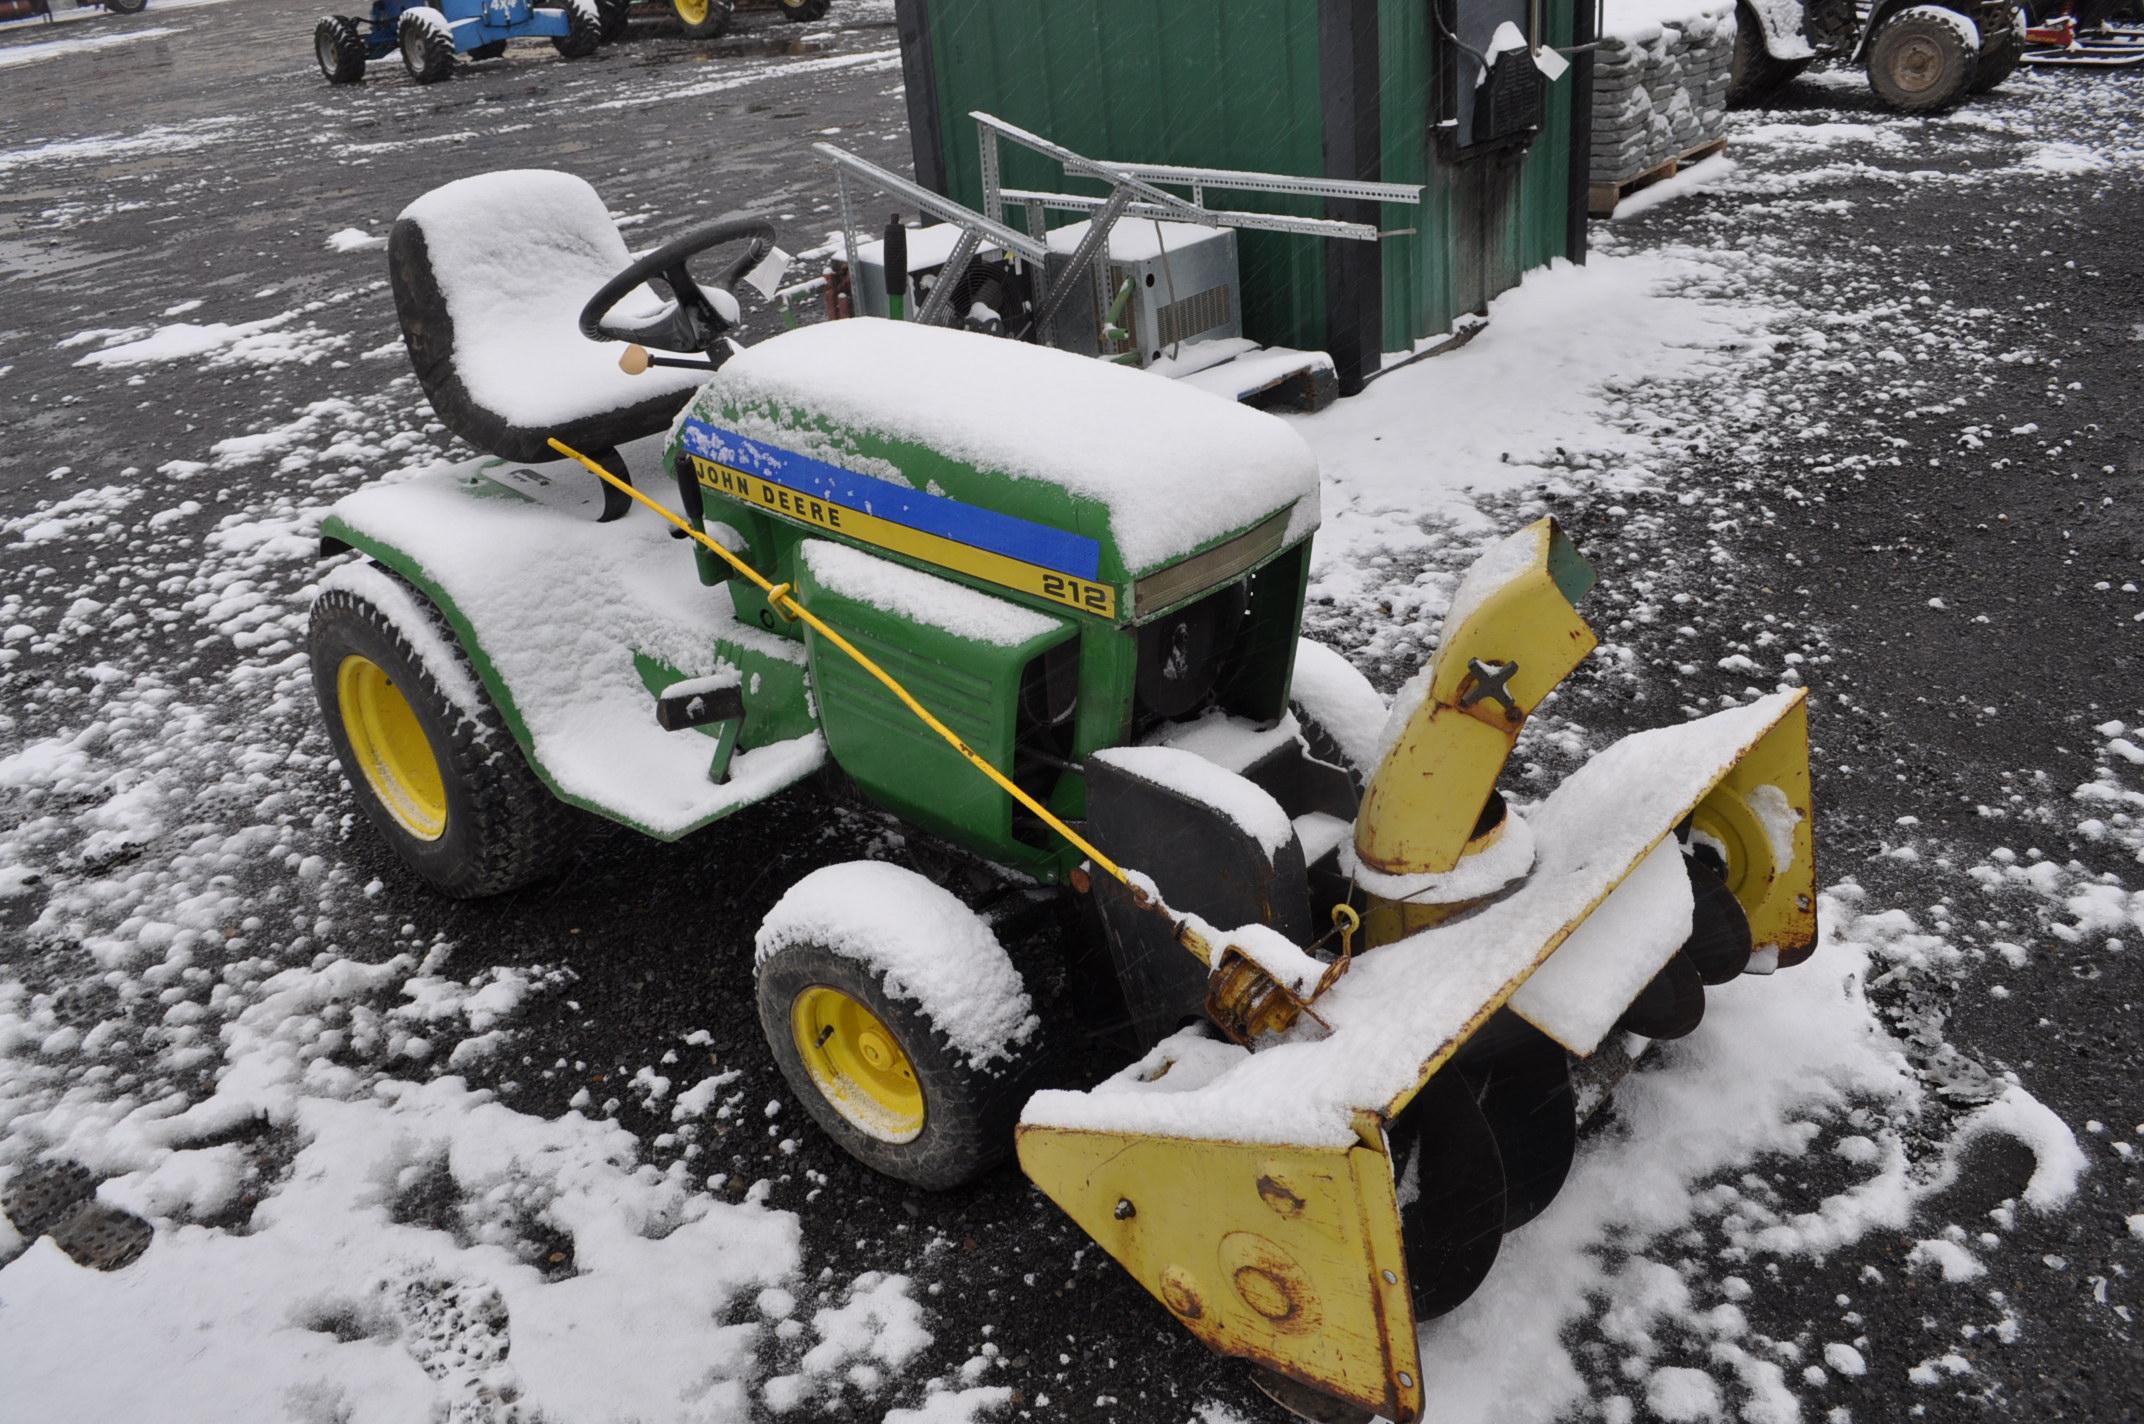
[1588,136,1729,218]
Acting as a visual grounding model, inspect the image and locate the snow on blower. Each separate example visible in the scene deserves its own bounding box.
[311,167,1817,1422]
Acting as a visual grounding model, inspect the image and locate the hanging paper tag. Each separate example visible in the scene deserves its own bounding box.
[743,245,795,300]
[1533,44,1572,81]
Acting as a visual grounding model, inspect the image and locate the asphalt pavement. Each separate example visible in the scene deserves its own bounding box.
[0,4,2139,1422]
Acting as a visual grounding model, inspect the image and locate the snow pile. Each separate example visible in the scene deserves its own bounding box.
[69,312,348,370]
[326,226,388,253]
[700,318,1321,573]
[755,861,1040,1068]
[1285,636,1388,773]
[1594,0,1734,189]
[2,1031,803,1423]
[1409,887,2080,1423]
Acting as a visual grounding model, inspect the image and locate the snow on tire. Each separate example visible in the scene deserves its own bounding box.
[398,7,456,83]
[310,562,581,899]
[1289,636,1389,782]
[1867,5,1980,112]
[552,0,604,57]
[754,861,1042,1190]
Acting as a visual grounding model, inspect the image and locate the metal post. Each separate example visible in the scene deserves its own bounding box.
[1033,186,1134,344]
[913,228,981,327]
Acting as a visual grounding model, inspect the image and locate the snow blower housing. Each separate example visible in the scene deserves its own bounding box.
[315,174,1818,1422]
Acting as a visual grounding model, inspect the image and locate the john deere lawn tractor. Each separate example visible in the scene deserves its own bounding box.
[313,0,608,85]
[311,168,1818,1421]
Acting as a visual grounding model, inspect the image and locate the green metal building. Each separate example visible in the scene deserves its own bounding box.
[893,0,1596,393]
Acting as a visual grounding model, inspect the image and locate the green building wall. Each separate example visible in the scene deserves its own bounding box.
[894,0,1590,378]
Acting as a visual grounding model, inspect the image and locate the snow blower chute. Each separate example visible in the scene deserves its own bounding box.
[314,169,1818,1424]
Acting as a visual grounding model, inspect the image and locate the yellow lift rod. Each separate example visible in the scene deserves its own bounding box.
[546,437,1129,884]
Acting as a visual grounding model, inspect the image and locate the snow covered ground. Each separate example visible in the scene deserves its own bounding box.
[2,13,2140,1422]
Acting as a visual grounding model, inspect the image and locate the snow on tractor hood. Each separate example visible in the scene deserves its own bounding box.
[673,318,1321,581]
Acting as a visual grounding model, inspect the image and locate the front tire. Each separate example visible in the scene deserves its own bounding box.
[670,0,733,38]
[397,9,456,83]
[1867,5,1979,111]
[552,0,603,56]
[595,0,630,41]
[1728,2,1811,104]
[755,863,1041,1190]
[1970,4,2026,90]
[311,569,581,898]
[315,16,367,84]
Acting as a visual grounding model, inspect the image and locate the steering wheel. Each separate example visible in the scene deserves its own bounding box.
[578,217,778,365]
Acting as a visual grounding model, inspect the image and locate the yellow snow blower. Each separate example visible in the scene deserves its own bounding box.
[315,173,1816,1423]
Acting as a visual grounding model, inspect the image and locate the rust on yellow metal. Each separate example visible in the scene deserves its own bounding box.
[1016,1111,1422,1422]
[1688,693,1818,964]
[1353,519,1598,880]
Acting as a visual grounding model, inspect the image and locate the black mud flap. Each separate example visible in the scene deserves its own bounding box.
[1086,755,1314,1053]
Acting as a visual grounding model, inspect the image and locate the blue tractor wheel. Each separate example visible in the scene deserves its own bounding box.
[315,15,367,82]
[397,7,456,82]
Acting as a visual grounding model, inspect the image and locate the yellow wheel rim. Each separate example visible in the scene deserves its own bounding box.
[1689,789,1775,904]
[790,985,925,1143]
[673,0,709,24]
[337,655,448,842]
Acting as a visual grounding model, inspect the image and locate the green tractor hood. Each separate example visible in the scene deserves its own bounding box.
[669,318,1322,624]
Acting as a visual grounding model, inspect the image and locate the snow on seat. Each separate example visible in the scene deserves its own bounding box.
[390,169,708,464]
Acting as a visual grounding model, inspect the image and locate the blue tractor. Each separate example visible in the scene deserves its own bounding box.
[314,0,617,84]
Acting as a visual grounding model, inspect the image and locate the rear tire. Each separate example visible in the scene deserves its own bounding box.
[552,0,602,56]
[595,0,630,40]
[1867,6,1979,110]
[315,16,367,84]
[1970,4,2026,89]
[1728,2,1811,104]
[397,9,456,83]
[670,0,733,38]
[311,570,581,899]
[775,0,832,18]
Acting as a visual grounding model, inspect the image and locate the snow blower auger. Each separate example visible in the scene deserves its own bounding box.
[313,169,1818,1424]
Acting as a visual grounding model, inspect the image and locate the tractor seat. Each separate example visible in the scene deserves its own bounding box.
[388,170,707,466]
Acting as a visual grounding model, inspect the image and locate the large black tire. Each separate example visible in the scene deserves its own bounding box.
[1970,4,2026,90]
[398,10,456,83]
[1866,6,1979,110]
[757,936,1033,1191]
[671,0,733,38]
[311,573,581,899]
[595,0,630,41]
[775,0,832,19]
[314,16,367,84]
[102,0,147,12]
[552,0,603,56]
[1728,2,1812,104]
